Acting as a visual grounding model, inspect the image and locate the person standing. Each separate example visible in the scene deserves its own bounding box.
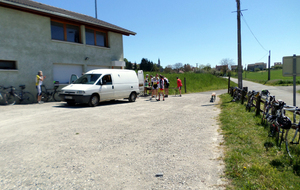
[177,76,182,97]
[144,74,149,96]
[36,71,46,104]
[157,75,165,101]
[164,76,169,98]
[150,74,158,100]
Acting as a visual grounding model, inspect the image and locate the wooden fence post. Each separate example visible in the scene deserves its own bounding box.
[241,87,248,104]
[241,89,245,104]
[184,77,186,93]
[256,95,261,116]
[228,75,231,94]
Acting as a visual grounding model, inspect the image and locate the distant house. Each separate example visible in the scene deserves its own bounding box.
[274,62,282,66]
[0,0,136,95]
[216,65,228,72]
[247,62,266,71]
[231,65,238,71]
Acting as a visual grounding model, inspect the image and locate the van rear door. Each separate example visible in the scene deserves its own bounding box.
[137,70,144,93]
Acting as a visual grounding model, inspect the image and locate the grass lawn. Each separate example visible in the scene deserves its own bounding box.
[143,72,236,94]
[220,93,300,189]
[231,69,300,86]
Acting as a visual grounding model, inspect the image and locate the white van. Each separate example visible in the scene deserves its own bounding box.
[59,69,140,106]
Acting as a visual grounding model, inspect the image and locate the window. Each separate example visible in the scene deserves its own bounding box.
[73,74,102,85]
[0,60,17,70]
[66,24,80,43]
[102,75,112,85]
[96,31,106,47]
[86,28,95,45]
[51,21,80,43]
[51,21,64,41]
[85,28,108,47]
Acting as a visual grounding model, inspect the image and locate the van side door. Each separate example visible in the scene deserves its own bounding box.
[99,74,114,101]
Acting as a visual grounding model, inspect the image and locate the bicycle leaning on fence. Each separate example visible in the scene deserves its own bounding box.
[39,84,61,102]
[268,100,293,157]
[281,106,300,158]
[14,85,35,104]
[232,87,242,102]
[261,90,276,125]
[245,90,259,112]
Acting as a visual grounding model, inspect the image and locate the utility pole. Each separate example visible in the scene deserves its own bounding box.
[236,0,243,89]
[268,50,271,80]
[95,0,98,19]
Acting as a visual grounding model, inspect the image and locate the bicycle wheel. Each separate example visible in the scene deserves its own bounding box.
[40,91,48,102]
[261,103,268,124]
[276,125,283,148]
[290,128,300,145]
[53,91,61,101]
[284,129,293,158]
[20,92,35,104]
[5,92,16,105]
[0,91,6,105]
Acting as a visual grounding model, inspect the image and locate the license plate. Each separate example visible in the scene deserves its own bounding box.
[65,96,72,99]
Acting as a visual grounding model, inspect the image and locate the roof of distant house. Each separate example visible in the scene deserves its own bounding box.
[0,0,136,36]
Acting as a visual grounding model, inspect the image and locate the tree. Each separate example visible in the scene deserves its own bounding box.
[220,58,235,75]
[173,63,183,73]
[124,58,133,70]
[133,62,138,70]
[183,64,193,72]
[164,65,173,73]
[203,63,211,71]
[220,58,235,70]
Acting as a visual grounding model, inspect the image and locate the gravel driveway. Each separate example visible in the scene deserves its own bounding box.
[0,91,227,189]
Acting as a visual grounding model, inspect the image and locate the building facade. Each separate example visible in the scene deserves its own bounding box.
[247,62,267,71]
[0,0,135,95]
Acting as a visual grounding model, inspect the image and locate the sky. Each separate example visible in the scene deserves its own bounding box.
[36,0,300,68]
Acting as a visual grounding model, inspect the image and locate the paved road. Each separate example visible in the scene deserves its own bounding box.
[0,92,227,189]
[230,78,300,106]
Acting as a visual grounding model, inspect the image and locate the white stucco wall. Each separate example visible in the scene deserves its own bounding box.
[0,6,125,94]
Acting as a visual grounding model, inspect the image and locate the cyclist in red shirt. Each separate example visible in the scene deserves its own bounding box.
[177,77,182,97]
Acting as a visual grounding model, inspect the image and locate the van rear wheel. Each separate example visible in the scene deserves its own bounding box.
[129,92,136,102]
[89,94,99,107]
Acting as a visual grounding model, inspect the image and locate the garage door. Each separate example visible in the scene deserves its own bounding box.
[53,64,83,84]
[86,65,109,72]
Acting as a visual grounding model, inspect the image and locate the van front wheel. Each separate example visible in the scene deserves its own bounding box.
[89,95,99,107]
[129,92,136,102]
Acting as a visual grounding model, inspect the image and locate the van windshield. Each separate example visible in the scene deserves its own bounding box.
[73,74,101,85]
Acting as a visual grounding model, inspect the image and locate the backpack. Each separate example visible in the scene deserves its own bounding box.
[164,78,169,85]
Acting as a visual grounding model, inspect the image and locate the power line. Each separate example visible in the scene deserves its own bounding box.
[256,52,269,62]
[241,13,268,52]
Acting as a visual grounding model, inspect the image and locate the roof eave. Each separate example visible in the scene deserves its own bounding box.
[0,0,136,36]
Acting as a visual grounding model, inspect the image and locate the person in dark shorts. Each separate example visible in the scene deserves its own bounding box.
[164,76,169,97]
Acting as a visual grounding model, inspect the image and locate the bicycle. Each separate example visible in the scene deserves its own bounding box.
[282,106,300,158]
[39,84,61,102]
[268,100,293,157]
[232,87,242,102]
[14,85,35,104]
[261,90,275,124]
[0,86,16,105]
[245,90,259,112]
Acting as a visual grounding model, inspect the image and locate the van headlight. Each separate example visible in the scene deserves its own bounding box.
[76,91,85,94]
[61,90,65,94]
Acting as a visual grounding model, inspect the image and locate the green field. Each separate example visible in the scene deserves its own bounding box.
[144,72,236,94]
[231,69,300,86]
